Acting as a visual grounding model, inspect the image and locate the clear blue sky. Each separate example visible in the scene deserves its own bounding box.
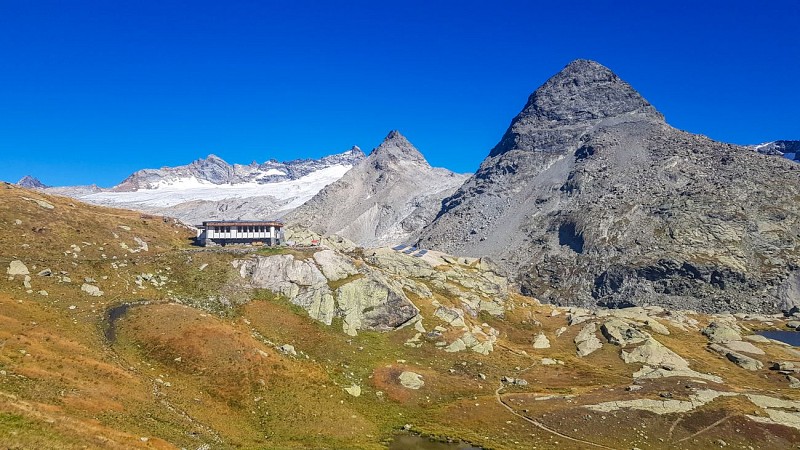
[1,0,798,187]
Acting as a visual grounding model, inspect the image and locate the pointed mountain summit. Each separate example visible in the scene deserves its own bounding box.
[287,131,469,247]
[419,59,800,314]
[490,59,664,157]
[16,175,48,189]
[370,130,428,166]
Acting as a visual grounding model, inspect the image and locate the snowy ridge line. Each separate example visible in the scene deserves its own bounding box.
[81,164,353,210]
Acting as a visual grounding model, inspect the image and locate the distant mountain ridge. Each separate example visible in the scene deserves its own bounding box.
[112,147,366,191]
[749,140,800,161]
[16,175,48,189]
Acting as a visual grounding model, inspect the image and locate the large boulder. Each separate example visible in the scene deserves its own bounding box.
[601,319,649,346]
[312,249,359,281]
[622,338,688,369]
[7,260,29,276]
[336,276,418,336]
[575,322,603,357]
[702,321,742,344]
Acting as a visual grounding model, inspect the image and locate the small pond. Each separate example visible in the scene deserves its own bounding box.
[104,301,151,342]
[758,330,800,346]
[389,434,482,450]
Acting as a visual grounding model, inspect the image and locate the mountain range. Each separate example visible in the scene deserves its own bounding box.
[12,59,800,314]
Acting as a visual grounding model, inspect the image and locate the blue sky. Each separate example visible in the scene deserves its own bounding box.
[1,0,798,187]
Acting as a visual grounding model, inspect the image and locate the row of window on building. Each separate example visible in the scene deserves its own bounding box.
[212,225,271,233]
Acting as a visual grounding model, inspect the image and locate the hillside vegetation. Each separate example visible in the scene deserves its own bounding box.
[1,183,800,449]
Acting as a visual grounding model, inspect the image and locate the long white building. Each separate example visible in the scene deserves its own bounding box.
[197,220,283,247]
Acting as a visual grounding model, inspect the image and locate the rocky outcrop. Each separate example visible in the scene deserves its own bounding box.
[336,276,417,336]
[601,318,648,346]
[287,131,469,247]
[234,253,418,335]
[702,321,742,343]
[708,343,764,370]
[418,59,800,314]
[235,254,337,326]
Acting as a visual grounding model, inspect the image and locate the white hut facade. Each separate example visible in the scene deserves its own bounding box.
[197,220,283,247]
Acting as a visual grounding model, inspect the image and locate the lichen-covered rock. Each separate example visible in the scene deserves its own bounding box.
[336,276,418,336]
[601,319,649,346]
[398,371,424,390]
[702,321,742,344]
[724,340,765,355]
[575,322,602,357]
[434,305,466,328]
[709,343,764,371]
[312,249,358,281]
[532,333,551,349]
[235,255,336,324]
[622,338,688,369]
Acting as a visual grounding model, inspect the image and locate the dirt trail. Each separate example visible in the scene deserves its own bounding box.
[493,384,617,449]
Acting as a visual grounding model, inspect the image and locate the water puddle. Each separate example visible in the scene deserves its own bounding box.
[758,330,800,346]
[104,301,152,342]
[388,434,482,450]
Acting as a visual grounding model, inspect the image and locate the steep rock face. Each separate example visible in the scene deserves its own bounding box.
[418,59,800,313]
[286,131,469,247]
[112,147,366,191]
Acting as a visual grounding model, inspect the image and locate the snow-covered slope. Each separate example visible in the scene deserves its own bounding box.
[63,147,366,224]
[113,147,365,191]
[749,140,800,161]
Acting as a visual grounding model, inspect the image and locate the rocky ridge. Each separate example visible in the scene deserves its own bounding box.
[34,146,367,225]
[286,131,469,247]
[418,59,800,314]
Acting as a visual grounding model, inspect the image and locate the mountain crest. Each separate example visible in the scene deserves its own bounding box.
[529,59,663,123]
[370,130,428,166]
[16,175,48,189]
[489,59,664,157]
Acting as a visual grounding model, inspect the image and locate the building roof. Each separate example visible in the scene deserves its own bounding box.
[201,220,284,227]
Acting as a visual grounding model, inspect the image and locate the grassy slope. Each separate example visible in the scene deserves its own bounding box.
[0,183,799,449]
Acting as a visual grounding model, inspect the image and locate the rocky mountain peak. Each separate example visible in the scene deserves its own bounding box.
[16,175,48,189]
[489,59,664,157]
[370,130,428,167]
[347,145,364,156]
[530,59,663,122]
